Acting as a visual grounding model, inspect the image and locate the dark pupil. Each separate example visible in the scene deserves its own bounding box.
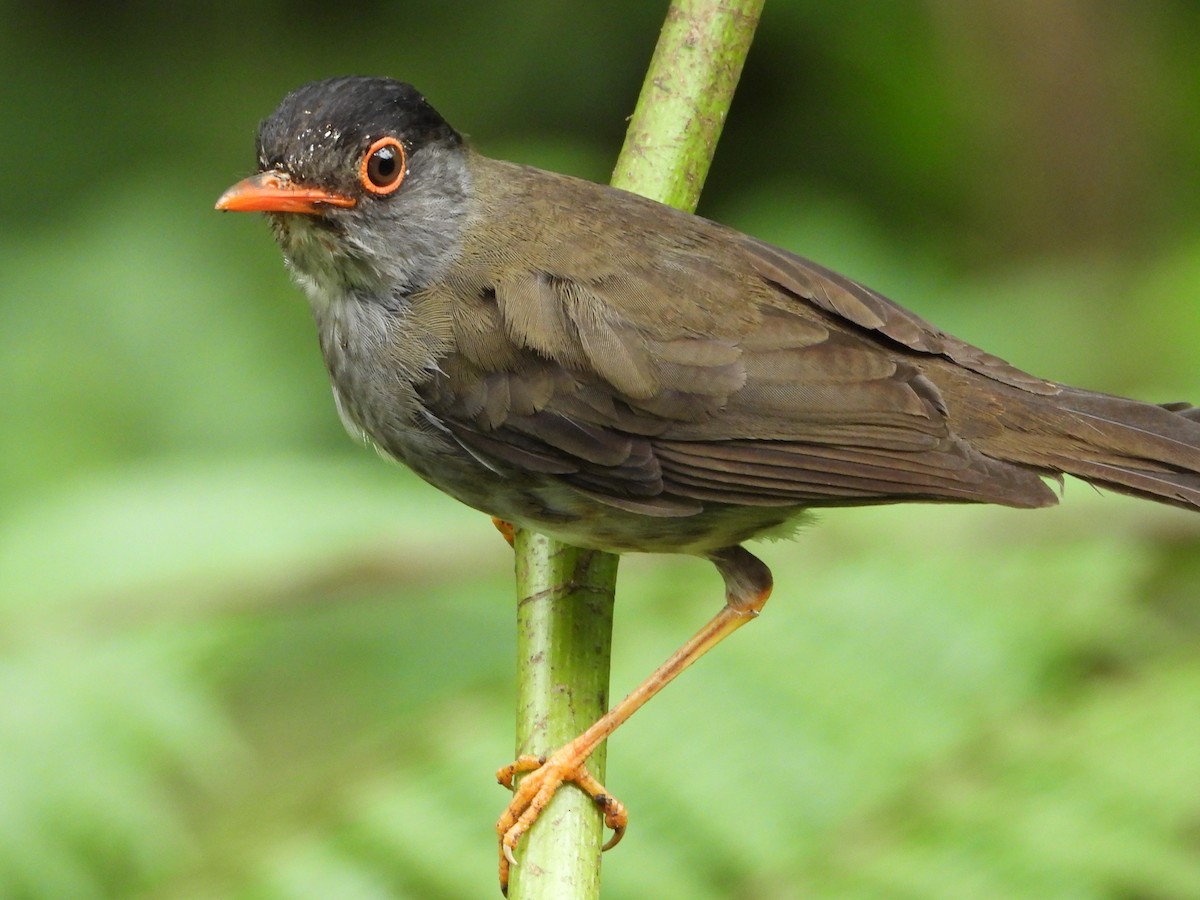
[369,147,398,185]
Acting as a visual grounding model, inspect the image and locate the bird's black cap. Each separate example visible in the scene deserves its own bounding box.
[255,76,462,176]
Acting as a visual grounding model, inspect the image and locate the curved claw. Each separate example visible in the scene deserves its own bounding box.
[596,793,627,850]
[495,746,628,893]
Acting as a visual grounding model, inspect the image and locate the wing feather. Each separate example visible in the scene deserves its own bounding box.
[414,163,1059,516]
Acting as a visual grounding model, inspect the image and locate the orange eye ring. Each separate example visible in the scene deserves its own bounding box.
[359,136,407,195]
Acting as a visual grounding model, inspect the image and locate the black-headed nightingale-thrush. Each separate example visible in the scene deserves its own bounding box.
[217,76,1200,892]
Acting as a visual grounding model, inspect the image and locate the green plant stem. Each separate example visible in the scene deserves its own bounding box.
[508,2,764,898]
[509,533,618,899]
[613,0,765,210]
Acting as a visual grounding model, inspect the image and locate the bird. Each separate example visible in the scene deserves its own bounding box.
[217,75,1200,893]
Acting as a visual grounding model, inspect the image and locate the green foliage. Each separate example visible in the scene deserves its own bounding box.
[2,2,1199,897]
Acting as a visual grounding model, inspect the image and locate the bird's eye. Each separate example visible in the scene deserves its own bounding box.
[359,136,407,195]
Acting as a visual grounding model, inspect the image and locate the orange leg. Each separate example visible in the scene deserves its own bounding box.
[494,546,773,894]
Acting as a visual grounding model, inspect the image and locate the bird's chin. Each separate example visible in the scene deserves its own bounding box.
[268,209,341,248]
[271,214,376,297]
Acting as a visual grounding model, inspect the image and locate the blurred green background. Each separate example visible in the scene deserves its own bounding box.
[3,1,1200,897]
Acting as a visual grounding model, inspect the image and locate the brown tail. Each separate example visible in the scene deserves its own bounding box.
[994,388,1200,511]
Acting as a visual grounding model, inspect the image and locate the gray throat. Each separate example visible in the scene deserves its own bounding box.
[273,146,474,450]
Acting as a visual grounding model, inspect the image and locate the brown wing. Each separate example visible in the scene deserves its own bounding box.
[414,160,1058,516]
[740,237,1059,396]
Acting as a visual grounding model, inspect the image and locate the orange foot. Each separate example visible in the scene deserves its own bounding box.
[491,517,516,547]
[495,743,627,894]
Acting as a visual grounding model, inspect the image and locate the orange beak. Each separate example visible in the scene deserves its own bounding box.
[215,171,356,214]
